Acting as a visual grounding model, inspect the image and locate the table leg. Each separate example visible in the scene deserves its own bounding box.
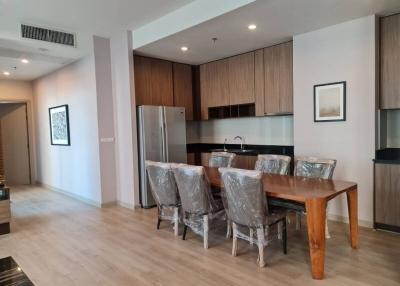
[347,188,358,249]
[305,198,327,280]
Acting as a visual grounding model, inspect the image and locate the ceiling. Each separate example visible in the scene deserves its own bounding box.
[0,0,193,80]
[136,0,400,65]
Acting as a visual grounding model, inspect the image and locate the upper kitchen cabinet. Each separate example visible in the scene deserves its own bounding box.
[380,14,400,109]
[228,52,255,105]
[134,55,174,107]
[173,63,193,120]
[263,41,293,115]
[200,59,230,119]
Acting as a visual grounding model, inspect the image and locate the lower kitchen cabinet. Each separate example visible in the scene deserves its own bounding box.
[200,152,257,170]
[374,163,400,232]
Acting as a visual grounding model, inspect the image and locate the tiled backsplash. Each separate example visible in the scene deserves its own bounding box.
[186,115,294,145]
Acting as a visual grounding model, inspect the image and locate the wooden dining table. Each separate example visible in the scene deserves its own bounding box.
[204,166,358,280]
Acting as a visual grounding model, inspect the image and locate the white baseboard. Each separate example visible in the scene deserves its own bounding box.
[117,201,141,210]
[37,182,102,208]
[327,213,373,228]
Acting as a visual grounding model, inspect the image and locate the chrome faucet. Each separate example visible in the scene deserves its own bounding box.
[233,136,245,150]
[223,138,228,151]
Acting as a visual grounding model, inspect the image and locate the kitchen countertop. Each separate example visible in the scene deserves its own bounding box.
[187,143,294,157]
[374,148,400,164]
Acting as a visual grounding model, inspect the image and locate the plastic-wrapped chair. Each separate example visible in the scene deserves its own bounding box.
[145,161,180,236]
[219,168,287,267]
[294,156,337,238]
[172,164,224,249]
[209,152,236,168]
[254,154,291,175]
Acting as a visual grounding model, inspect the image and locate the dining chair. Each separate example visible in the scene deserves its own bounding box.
[209,152,236,168]
[294,156,337,238]
[145,161,180,236]
[172,164,225,249]
[219,167,287,267]
[254,154,291,175]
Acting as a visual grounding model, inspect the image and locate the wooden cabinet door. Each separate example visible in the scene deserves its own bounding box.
[200,59,230,119]
[228,52,255,105]
[375,163,400,227]
[255,49,265,116]
[279,41,293,113]
[134,55,152,106]
[201,152,210,167]
[134,56,173,106]
[173,63,193,120]
[150,58,173,106]
[264,42,293,114]
[380,14,400,109]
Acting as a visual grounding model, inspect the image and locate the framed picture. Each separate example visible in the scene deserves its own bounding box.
[49,104,71,146]
[314,81,346,122]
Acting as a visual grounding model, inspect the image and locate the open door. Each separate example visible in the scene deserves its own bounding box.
[0,103,31,185]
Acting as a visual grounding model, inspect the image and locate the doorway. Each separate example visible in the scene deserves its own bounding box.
[0,103,31,185]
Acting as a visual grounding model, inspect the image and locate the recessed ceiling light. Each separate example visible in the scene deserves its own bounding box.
[21,59,29,64]
[248,24,257,30]
[3,71,10,76]
[181,46,188,52]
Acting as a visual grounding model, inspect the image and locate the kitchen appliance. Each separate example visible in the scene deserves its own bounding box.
[137,106,187,208]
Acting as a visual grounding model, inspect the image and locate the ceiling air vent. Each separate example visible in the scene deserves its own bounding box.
[21,24,75,47]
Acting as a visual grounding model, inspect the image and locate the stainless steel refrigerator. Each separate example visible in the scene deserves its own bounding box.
[137,106,187,208]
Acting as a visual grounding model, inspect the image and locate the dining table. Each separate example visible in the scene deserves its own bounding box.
[203,166,359,280]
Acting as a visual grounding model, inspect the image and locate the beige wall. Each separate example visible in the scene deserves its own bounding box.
[0,80,36,182]
[293,15,376,226]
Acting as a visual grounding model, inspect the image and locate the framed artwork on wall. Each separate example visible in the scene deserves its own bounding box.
[314,81,346,122]
[49,104,70,146]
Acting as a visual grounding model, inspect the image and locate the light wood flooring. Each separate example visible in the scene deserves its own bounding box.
[0,185,399,286]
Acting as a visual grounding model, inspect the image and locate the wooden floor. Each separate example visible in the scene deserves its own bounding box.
[0,186,399,286]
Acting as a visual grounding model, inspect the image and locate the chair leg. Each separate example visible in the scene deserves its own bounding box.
[232,223,238,257]
[325,218,331,239]
[156,207,162,230]
[174,207,179,236]
[282,219,287,255]
[249,228,254,245]
[226,220,232,239]
[256,227,265,267]
[277,221,283,240]
[182,225,188,240]
[296,212,302,230]
[203,214,209,249]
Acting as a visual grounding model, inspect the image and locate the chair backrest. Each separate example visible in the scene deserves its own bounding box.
[255,154,291,175]
[145,161,179,206]
[209,152,236,168]
[219,168,266,228]
[294,156,337,179]
[172,165,215,214]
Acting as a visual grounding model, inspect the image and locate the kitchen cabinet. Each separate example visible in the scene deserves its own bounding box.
[200,59,230,119]
[228,52,255,105]
[134,55,173,106]
[380,14,400,109]
[173,63,193,120]
[200,152,257,170]
[134,55,194,120]
[263,41,293,114]
[374,163,400,231]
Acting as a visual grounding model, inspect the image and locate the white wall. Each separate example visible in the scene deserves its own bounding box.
[382,110,400,148]
[0,79,36,182]
[110,30,140,209]
[293,15,376,226]
[93,36,117,204]
[33,56,103,206]
[187,116,293,145]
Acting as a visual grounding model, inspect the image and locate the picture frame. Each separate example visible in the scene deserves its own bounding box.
[314,81,346,122]
[49,104,71,146]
